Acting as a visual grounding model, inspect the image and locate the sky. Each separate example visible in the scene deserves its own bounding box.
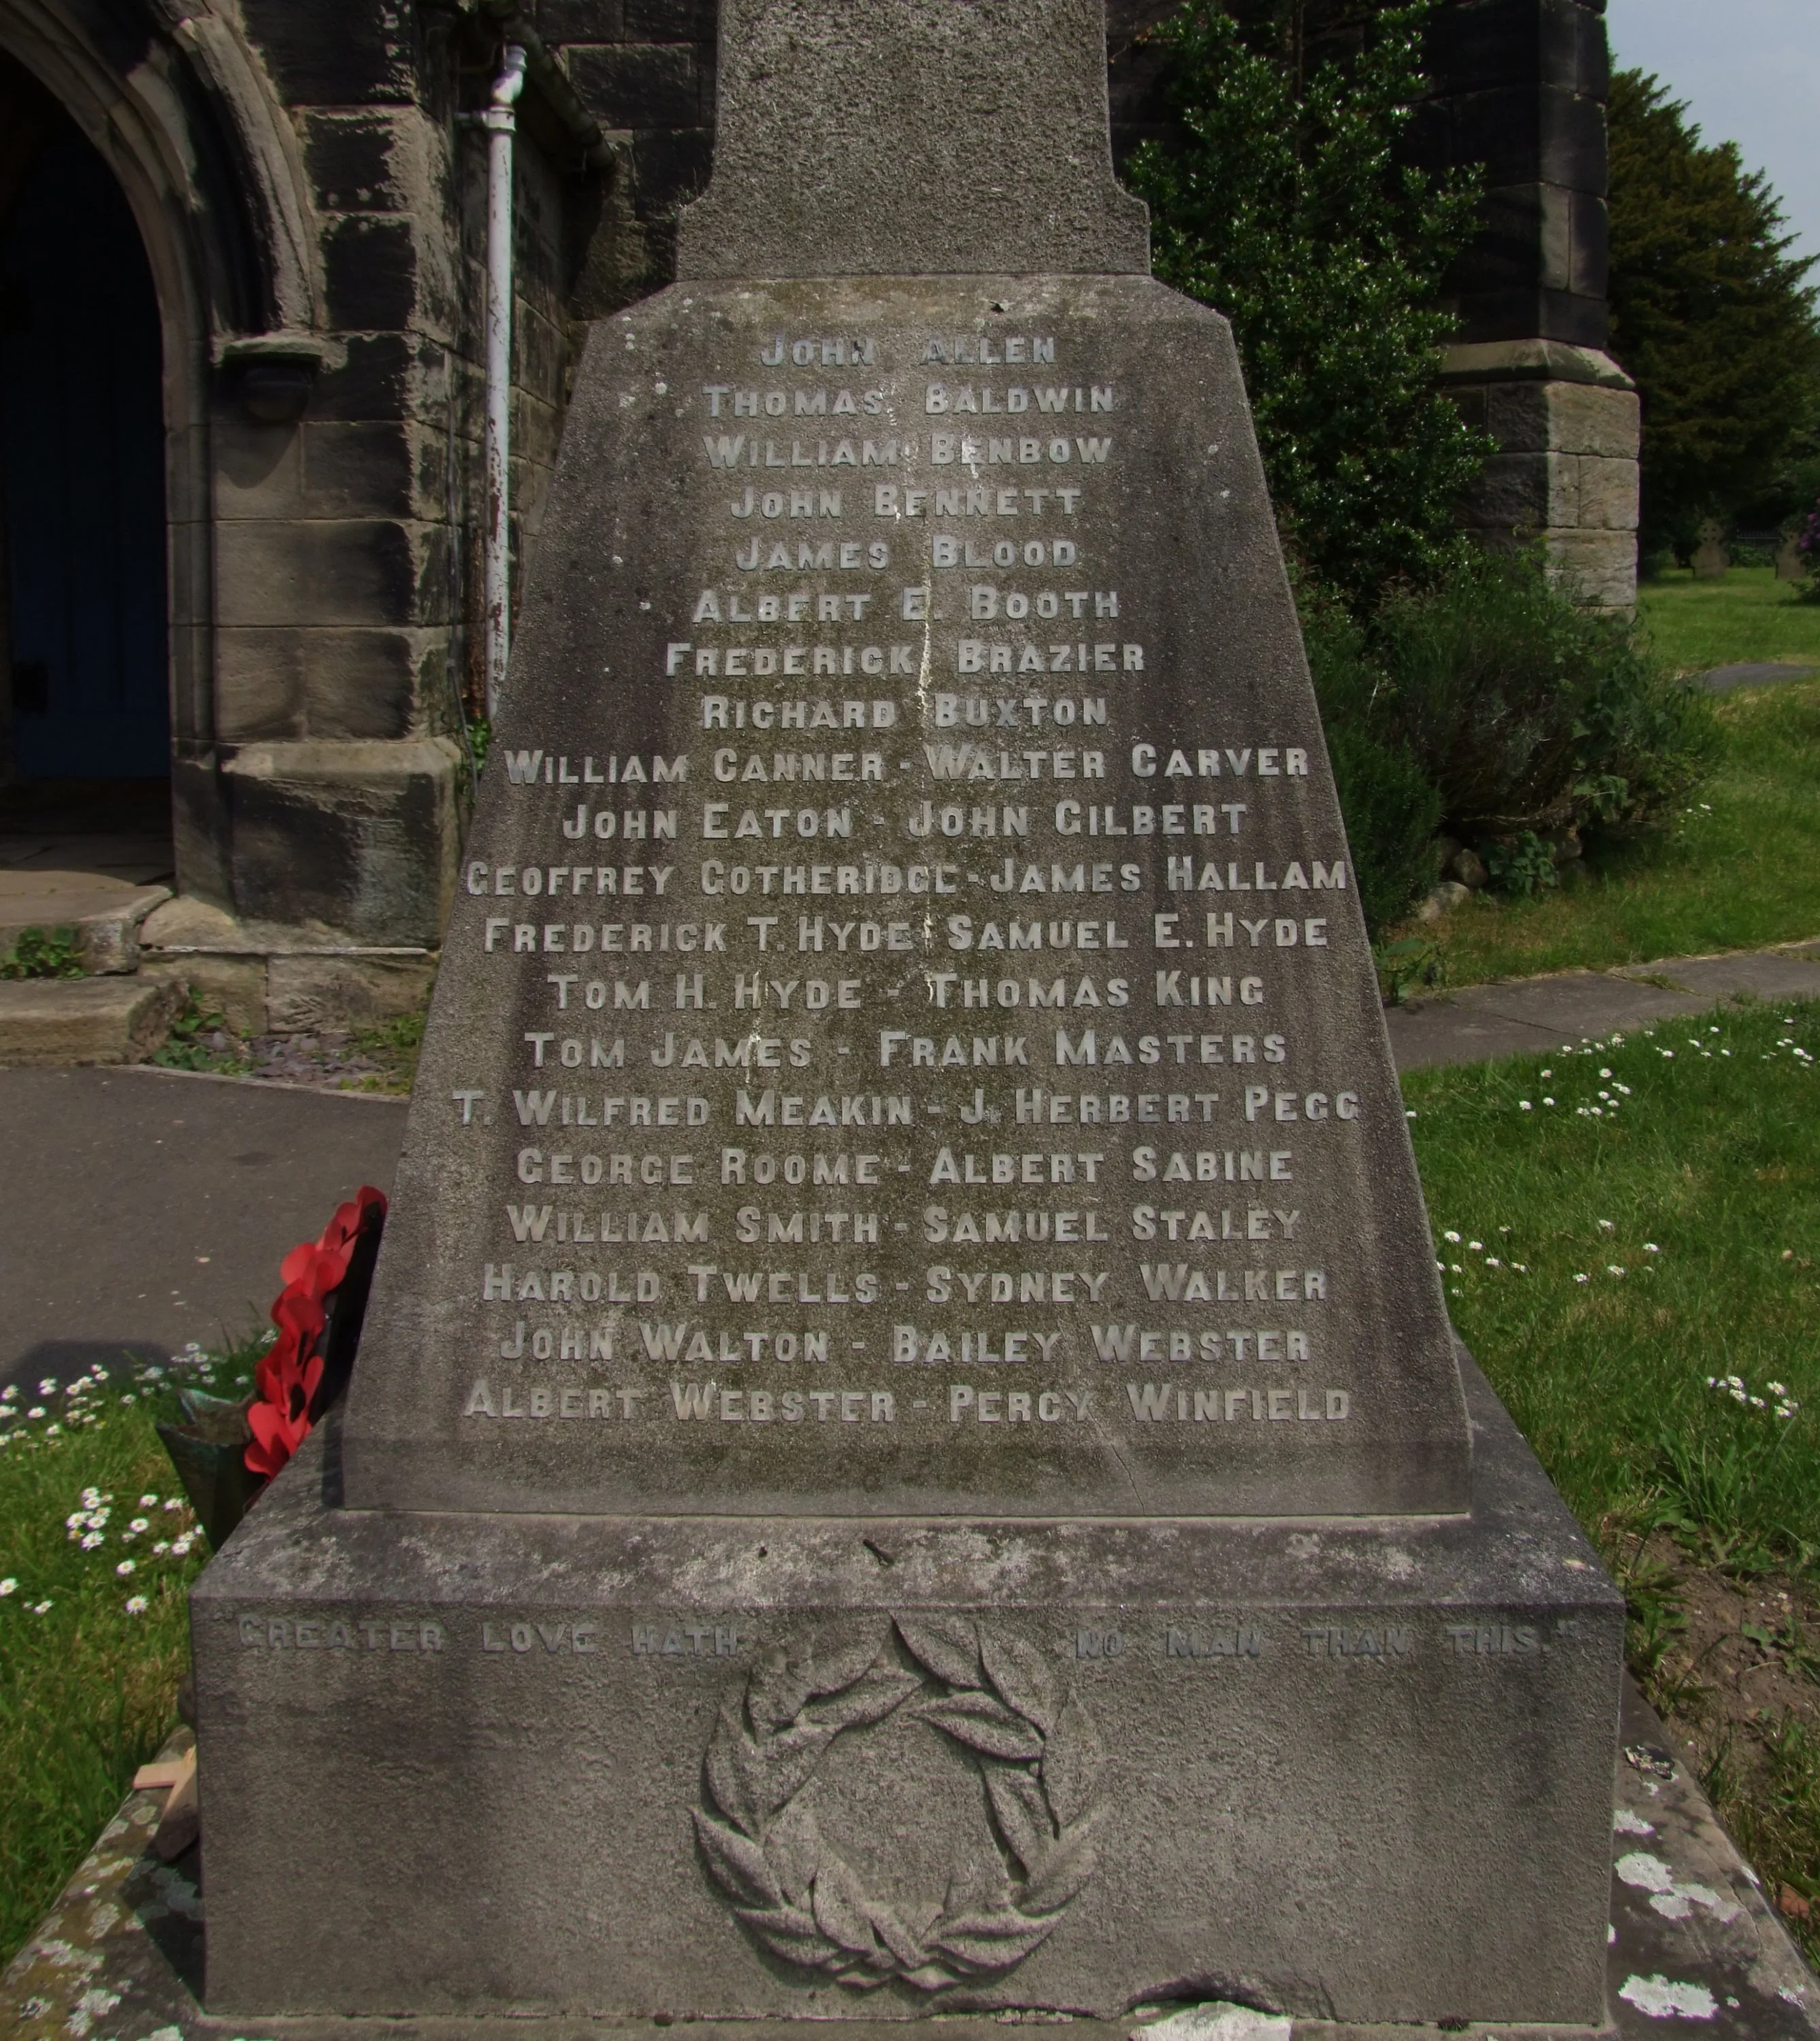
[1604,0,1820,271]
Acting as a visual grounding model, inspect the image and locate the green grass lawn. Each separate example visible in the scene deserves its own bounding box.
[1412,676,1820,986]
[1408,997,1820,1937]
[1407,1001,1820,1550]
[1639,565,1820,675]
[0,1340,259,1965]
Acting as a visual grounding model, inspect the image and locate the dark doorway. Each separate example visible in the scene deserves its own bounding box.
[1,82,169,783]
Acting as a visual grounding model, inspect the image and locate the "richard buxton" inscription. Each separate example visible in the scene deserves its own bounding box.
[344,278,1465,1517]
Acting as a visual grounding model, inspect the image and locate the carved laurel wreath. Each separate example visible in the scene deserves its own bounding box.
[694,1614,1104,1991]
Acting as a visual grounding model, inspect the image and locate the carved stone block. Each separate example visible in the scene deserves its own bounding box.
[195,1357,1621,2025]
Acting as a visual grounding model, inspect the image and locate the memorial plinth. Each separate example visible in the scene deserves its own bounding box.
[193,1,1623,2025]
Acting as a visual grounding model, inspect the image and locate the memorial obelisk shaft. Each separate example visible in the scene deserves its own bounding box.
[340,0,1471,1521]
[195,5,1621,2024]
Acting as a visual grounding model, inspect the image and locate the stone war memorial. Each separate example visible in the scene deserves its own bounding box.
[194,1,1625,2025]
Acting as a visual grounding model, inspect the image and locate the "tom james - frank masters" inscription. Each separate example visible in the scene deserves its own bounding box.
[342,281,1468,1522]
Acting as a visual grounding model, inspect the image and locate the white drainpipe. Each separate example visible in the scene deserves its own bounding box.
[482,44,527,718]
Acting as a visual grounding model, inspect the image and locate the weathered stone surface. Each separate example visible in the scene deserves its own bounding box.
[220,737,463,944]
[342,271,1468,1522]
[192,8,1623,2025]
[20,1676,1820,2039]
[142,956,271,1038]
[199,1356,1619,2025]
[677,0,1148,278]
[265,951,434,1033]
[1576,452,1640,533]
[1441,350,1640,606]
[1549,528,1645,610]
[1481,376,1640,461]
[0,974,183,1067]
[1473,447,1576,528]
[1546,379,1640,461]
[0,874,170,974]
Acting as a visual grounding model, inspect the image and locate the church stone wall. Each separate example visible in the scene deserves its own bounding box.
[5,0,1638,993]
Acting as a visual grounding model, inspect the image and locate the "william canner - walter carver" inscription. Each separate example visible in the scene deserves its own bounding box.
[342,280,1468,1521]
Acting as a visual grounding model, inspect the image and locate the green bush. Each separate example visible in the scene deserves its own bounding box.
[1303,551,1718,929]
[1378,552,1715,840]
[1302,601,1442,931]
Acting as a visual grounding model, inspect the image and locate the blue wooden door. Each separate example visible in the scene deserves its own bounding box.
[2,127,168,779]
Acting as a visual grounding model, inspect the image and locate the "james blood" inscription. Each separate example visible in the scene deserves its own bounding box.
[342,275,1468,1521]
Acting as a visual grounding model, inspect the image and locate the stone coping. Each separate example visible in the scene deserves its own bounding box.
[1438,342,1636,391]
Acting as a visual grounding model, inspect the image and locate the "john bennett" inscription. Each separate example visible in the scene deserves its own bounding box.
[342,276,1467,1521]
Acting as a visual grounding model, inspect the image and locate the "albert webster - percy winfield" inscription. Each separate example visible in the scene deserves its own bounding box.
[343,281,1466,1518]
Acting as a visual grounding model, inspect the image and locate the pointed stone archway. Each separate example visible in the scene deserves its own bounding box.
[0,0,322,907]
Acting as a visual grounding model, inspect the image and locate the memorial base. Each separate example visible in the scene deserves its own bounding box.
[193,1355,1622,2027]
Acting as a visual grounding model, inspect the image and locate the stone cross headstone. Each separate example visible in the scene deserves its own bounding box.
[193,4,1622,2027]
[1693,518,1730,578]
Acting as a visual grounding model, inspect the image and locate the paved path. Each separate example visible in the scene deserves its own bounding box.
[0,1065,403,1393]
[3,942,1817,1389]
[1698,660,1817,693]
[1388,940,1820,1071]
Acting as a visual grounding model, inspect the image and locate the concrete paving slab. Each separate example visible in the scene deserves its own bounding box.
[1699,661,1818,694]
[3,1680,1811,2040]
[0,1065,403,1393]
[1388,943,1820,1072]
[1616,944,1820,1004]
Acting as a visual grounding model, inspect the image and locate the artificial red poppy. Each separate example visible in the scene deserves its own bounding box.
[244,1184,388,1480]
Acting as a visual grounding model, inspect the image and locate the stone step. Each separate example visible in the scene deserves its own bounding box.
[0,972,184,1067]
[0,869,172,973]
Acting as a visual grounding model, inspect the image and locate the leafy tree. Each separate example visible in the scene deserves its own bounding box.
[1607,70,1820,557]
[1126,1,1489,614]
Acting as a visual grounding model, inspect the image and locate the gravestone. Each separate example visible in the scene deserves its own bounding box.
[192,1,1624,2025]
[1693,518,1730,579]
[1776,527,1807,582]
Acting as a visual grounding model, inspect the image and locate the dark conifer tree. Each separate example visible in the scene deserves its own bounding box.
[1607,69,1820,557]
